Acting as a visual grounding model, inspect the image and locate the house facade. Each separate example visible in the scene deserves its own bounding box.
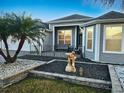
[45,11,124,64]
[81,11,124,64]
[1,11,124,64]
[46,14,92,51]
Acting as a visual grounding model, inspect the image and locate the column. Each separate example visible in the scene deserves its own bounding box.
[122,25,124,52]
[82,27,86,55]
[75,26,77,48]
[94,24,101,61]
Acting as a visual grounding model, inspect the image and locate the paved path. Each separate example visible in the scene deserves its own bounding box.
[109,65,124,93]
[115,66,124,93]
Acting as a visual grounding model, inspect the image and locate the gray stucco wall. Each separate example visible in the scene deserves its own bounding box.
[99,24,124,63]
[43,31,53,51]
[85,52,95,60]
[0,37,31,51]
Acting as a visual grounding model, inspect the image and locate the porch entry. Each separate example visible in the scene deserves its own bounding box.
[55,26,82,51]
[55,27,72,50]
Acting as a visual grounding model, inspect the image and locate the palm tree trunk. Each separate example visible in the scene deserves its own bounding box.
[11,35,26,63]
[0,35,26,64]
[0,48,7,60]
[1,34,11,58]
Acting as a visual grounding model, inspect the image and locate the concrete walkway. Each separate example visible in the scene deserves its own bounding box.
[41,51,81,58]
[109,65,124,93]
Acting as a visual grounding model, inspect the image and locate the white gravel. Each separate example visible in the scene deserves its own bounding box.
[0,55,5,63]
[0,59,45,79]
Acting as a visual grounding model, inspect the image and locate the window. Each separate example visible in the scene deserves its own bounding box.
[58,31,64,45]
[86,26,94,51]
[58,30,71,45]
[104,25,123,53]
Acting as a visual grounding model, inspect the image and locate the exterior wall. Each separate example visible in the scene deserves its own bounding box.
[49,19,124,63]
[84,23,124,64]
[0,36,31,51]
[43,31,53,51]
[0,36,44,53]
[99,24,124,63]
[50,21,85,51]
[100,53,124,63]
[85,51,95,60]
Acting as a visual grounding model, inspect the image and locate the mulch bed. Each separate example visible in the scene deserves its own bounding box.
[18,55,94,62]
[18,55,57,61]
[35,61,111,81]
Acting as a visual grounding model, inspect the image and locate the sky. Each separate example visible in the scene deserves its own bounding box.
[0,0,121,22]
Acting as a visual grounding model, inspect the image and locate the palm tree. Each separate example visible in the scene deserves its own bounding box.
[0,12,46,64]
[93,0,124,10]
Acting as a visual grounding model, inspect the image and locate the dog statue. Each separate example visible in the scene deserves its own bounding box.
[65,51,77,72]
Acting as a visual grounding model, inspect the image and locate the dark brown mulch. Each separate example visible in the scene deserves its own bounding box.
[35,60,111,81]
[18,55,57,61]
[18,55,94,62]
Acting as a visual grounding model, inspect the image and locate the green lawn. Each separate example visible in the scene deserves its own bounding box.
[0,77,111,93]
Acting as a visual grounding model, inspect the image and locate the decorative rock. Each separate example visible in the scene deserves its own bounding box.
[0,59,46,88]
[79,67,84,76]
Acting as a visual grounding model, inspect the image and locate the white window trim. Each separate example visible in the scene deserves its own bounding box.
[86,26,94,52]
[103,24,124,54]
[57,29,72,45]
[94,24,101,61]
[71,30,72,46]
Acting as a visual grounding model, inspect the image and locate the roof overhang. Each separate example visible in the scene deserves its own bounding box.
[48,18,92,24]
[81,18,124,27]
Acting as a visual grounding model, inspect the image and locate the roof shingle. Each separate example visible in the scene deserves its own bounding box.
[82,11,124,26]
[95,11,124,20]
[49,14,92,22]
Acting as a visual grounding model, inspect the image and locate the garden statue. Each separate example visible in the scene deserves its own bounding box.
[79,67,84,76]
[65,51,77,72]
